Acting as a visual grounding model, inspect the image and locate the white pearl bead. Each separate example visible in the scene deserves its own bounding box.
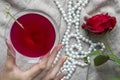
[93,43,97,46]
[68,68,71,71]
[65,38,69,41]
[69,53,73,57]
[88,48,92,51]
[76,10,80,14]
[66,29,70,33]
[73,65,76,68]
[57,54,60,57]
[80,34,83,37]
[84,0,88,4]
[85,52,88,55]
[67,22,71,25]
[103,45,105,49]
[82,3,86,6]
[68,1,72,4]
[88,40,92,44]
[69,8,72,11]
[55,1,59,5]
[62,41,65,44]
[62,38,66,41]
[94,48,97,51]
[76,22,79,25]
[76,18,80,21]
[101,49,104,51]
[81,63,86,67]
[65,76,69,79]
[61,78,64,80]
[76,36,79,39]
[68,19,72,22]
[72,7,75,10]
[78,7,82,10]
[70,10,73,13]
[55,58,58,61]
[73,13,76,16]
[79,0,82,4]
[78,55,81,58]
[68,74,71,77]
[85,39,89,42]
[68,12,71,15]
[81,51,84,54]
[76,25,79,28]
[64,17,67,20]
[63,13,66,17]
[69,70,73,73]
[59,7,63,11]
[76,32,79,35]
[74,5,78,9]
[63,35,67,38]
[57,4,61,8]
[76,29,79,33]
[68,16,72,19]
[82,37,86,41]
[73,55,76,58]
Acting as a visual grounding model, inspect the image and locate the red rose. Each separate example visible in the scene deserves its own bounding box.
[82,13,116,34]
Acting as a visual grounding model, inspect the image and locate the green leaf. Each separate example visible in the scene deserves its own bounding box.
[87,50,103,57]
[84,57,89,64]
[94,55,109,66]
[107,78,120,80]
[84,50,103,64]
[108,54,120,65]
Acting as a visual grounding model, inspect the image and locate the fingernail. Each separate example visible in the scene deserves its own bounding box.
[5,40,16,54]
[63,56,68,60]
[5,38,7,43]
[57,44,62,51]
[5,39,9,46]
[5,38,7,41]
[64,71,68,75]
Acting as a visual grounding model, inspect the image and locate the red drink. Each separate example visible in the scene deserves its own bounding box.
[10,13,56,58]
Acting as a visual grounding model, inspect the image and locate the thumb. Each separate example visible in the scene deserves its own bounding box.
[5,39,16,67]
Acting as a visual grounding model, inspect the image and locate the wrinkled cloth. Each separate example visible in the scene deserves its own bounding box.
[0,0,120,80]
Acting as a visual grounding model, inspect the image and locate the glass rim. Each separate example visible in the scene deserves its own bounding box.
[4,9,60,58]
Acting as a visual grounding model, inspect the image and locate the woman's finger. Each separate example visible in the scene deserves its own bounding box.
[6,39,16,67]
[46,44,62,70]
[55,72,67,80]
[26,52,49,78]
[31,45,62,79]
[48,56,67,79]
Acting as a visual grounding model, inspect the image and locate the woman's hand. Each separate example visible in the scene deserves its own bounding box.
[0,40,67,80]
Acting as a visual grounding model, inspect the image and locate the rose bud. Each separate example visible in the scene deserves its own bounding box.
[82,13,116,34]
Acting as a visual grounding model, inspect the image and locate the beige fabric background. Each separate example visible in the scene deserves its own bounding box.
[0,0,120,80]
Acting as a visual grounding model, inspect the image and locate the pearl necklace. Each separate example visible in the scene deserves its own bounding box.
[54,0,105,80]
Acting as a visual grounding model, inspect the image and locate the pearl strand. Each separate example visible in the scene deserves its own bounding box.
[54,0,68,23]
[54,0,105,80]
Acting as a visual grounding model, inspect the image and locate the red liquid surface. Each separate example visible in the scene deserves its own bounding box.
[10,13,56,57]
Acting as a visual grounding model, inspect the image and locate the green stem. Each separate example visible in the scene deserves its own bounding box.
[5,7,24,29]
[86,64,90,80]
[103,34,114,54]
